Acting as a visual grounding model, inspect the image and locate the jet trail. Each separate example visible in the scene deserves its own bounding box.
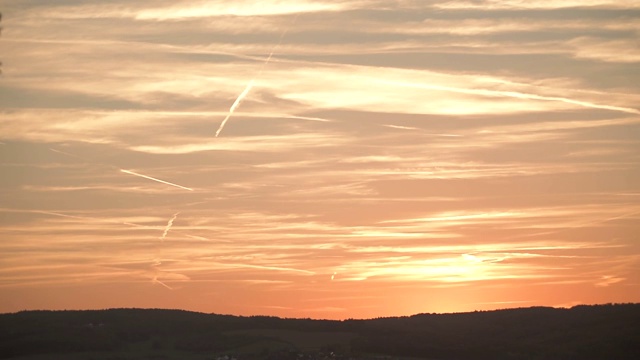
[215,80,254,137]
[120,169,194,191]
[50,148,92,162]
[215,15,298,137]
[160,212,179,242]
[152,274,173,290]
[22,209,155,230]
[382,80,640,115]
[50,149,194,191]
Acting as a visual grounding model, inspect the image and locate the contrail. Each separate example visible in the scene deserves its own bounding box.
[50,148,91,162]
[160,212,179,242]
[25,209,155,230]
[381,80,640,115]
[152,274,173,290]
[215,14,299,137]
[224,262,315,275]
[215,80,255,137]
[120,169,194,191]
[51,149,195,191]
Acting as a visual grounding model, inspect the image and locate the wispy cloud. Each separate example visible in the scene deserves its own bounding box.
[136,1,350,19]
[378,79,640,115]
[432,0,639,10]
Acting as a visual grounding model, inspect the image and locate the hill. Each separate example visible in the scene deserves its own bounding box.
[1,304,638,359]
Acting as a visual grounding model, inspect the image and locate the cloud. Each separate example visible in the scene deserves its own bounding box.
[377,79,640,115]
[595,275,625,287]
[568,37,640,63]
[130,133,347,154]
[432,0,640,10]
[135,1,351,19]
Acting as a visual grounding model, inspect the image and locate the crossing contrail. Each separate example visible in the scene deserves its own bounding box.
[120,169,194,191]
[160,212,179,242]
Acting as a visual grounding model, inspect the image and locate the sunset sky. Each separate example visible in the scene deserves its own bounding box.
[1,0,639,320]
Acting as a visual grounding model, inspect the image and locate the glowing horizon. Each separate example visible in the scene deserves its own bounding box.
[0,0,639,319]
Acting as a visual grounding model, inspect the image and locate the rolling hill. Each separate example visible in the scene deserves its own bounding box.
[1,303,638,359]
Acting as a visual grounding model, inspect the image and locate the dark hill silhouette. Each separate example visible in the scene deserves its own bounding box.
[1,304,638,359]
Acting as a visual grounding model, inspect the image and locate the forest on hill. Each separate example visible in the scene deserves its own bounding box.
[0,304,638,360]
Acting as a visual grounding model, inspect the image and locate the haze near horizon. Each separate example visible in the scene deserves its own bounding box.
[0,0,639,320]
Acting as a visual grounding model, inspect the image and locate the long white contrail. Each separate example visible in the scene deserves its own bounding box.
[160,212,179,242]
[120,169,194,191]
[215,80,255,137]
[215,15,298,137]
[381,80,640,115]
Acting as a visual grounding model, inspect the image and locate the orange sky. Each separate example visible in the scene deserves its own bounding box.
[1,0,639,319]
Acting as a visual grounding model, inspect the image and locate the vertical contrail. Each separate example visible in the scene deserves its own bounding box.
[215,14,299,137]
[160,212,179,242]
[215,80,255,137]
